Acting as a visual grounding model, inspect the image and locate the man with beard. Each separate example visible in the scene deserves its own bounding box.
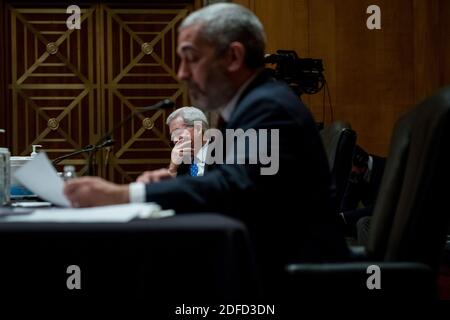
[64,3,349,294]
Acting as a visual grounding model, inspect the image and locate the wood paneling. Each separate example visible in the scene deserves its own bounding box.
[413,0,440,102]
[440,0,450,87]
[2,0,449,160]
[331,0,417,155]
[0,0,7,147]
[0,1,199,183]
[234,0,450,156]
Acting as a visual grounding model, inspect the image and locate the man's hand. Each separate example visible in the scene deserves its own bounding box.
[171,139,194,165]
[136,168,176,183]
[64,177,129,208]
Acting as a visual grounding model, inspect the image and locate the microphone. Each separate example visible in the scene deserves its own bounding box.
[52,141,115,166]
[94,99,175,148]
[140,99,175,112]
[52,144,96,165]
[97,139,115,149]
[88,99,175,175]
[53,99,174,171]
[52,141,116,166]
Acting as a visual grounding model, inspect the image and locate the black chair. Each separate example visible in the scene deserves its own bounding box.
[286,86,450,302]
[320,121,357,211]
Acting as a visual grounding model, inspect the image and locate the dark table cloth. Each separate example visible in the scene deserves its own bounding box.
[0,213,259,306]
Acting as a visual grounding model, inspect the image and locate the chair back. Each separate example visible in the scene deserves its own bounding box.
[367,86,450,272]
[320,121,357,210]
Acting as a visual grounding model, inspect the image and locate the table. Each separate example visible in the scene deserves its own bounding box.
[0,213,259,306]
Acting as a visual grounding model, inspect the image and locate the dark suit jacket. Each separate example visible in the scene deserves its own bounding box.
[341,154,386,237]
[341,154,386,212]
[145,71,349,286]
[176,163,190,176]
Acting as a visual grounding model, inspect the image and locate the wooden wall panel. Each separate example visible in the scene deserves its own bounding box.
[308,0,335,123]
[1,1,199,183]
[0,0,7,147]
[233,0,449,156]
[2,0,449,165]
[413,0,440,102]
[253,0,309,56]
[440,0,450,87]
[333,0,416,155]
[232,0,254,9]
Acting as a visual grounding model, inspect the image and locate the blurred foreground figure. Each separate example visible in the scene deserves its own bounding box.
[65,3,349,295]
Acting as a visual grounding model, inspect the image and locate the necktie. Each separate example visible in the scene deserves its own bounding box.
[190,163,199,176]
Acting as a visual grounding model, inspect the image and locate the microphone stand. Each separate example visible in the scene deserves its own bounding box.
[89,99,175,176]
[94,99,175,147]
[52,144,95,165]
[52,140,115,169]
[86,139,115,176]
[52,99,174,176]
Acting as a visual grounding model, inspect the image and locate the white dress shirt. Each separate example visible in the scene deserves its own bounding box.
[193,141,209,176]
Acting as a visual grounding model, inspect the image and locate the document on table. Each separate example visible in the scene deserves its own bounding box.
[3,203,175,222]
[14,152,70,207]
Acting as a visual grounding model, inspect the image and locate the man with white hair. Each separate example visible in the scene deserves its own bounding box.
[136,106,210,183]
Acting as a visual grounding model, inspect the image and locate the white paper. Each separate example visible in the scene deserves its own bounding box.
[3,203,174,222]
[12,201,52,208]
[13,152,71,207]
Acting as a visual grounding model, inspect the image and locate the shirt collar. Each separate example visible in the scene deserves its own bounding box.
[219,72,259,122]
[194,141,209,163]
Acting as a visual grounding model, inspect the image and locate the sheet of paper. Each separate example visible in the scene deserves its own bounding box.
[3,203,174,222]
[13,152,70,207]
[12,201,52,208]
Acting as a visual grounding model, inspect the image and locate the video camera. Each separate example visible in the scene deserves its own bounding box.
[264,50,325,96]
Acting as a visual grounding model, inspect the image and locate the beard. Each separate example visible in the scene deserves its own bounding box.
[187,64,236,111]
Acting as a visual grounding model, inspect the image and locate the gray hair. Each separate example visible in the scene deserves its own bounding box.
[179,3,266,69]
[166,106,209,129]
